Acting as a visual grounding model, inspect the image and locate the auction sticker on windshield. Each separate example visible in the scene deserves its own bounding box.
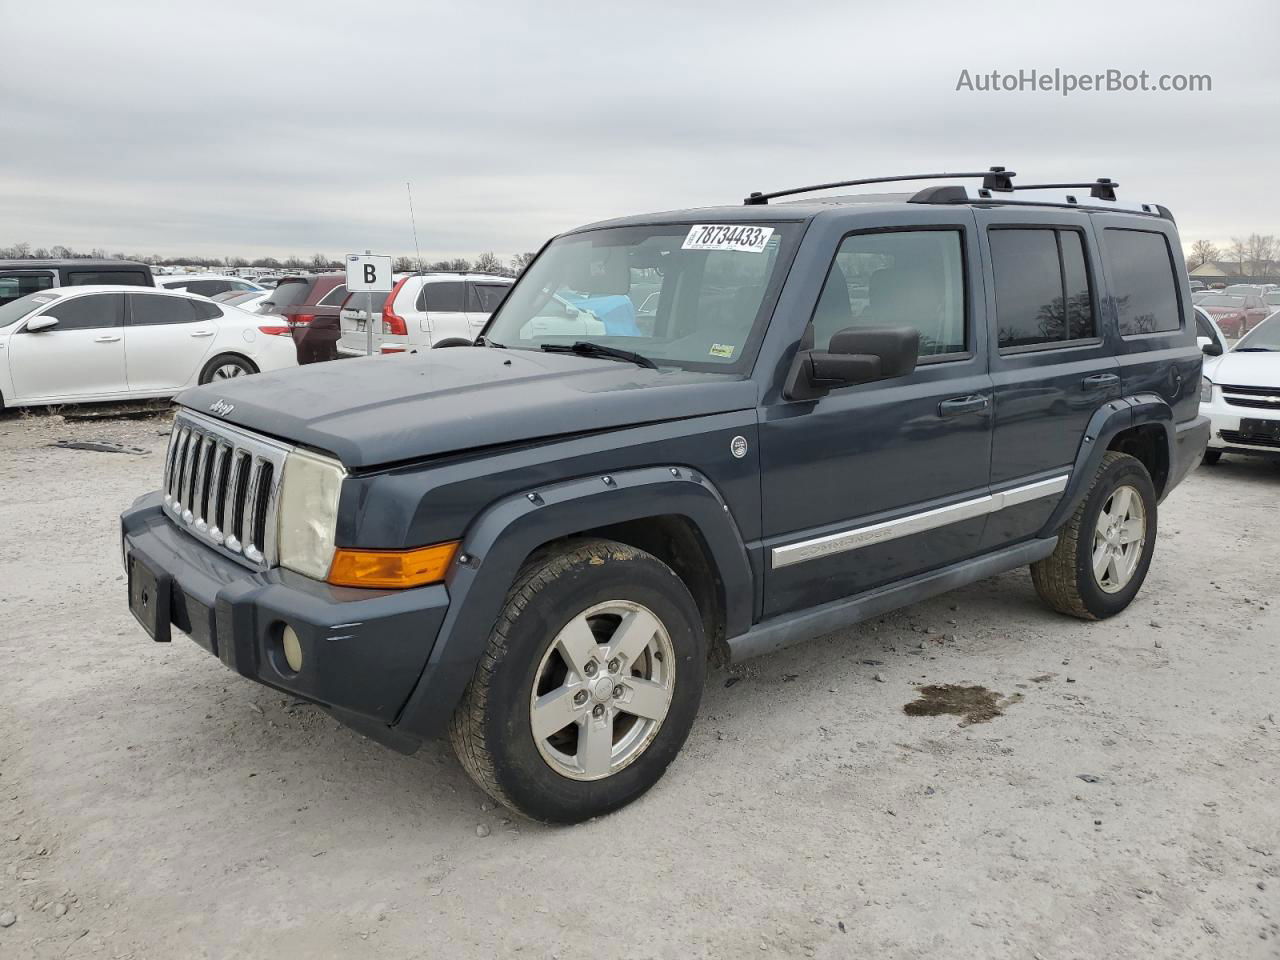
[683,224,774,253]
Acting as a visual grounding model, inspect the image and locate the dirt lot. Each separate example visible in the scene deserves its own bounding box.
[2,408,1277,960]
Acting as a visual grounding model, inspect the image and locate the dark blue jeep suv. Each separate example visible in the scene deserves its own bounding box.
[121,169,1210,822]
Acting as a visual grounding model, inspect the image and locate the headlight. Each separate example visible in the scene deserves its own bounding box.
[1200,376,1214,404]
[277,449,345,579]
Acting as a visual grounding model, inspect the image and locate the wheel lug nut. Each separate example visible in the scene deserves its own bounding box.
[574,691,588,706]
[613,685,624,698]
[608,658,620,673]
[584,662,597,677]
[592,704,605,718]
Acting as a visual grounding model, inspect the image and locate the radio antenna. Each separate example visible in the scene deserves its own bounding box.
[406,181,425,273]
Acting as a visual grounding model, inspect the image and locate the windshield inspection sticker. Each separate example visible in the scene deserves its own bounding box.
[709,343,736,358]
[683,224,774,253]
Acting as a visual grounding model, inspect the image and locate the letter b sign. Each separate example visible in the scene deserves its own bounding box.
[346,254,393,293]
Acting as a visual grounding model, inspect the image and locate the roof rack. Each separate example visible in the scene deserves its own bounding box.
[1009,178,1118,201]
[742,166,1015,205]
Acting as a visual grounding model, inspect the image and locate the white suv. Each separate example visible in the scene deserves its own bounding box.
[337,273,512,356]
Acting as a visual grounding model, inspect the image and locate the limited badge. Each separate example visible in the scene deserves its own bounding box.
[730,435,748,459]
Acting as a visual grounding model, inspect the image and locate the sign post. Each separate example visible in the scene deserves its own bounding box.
[345,253,394,356]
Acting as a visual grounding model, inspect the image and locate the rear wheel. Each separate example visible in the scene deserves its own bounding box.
[1202,450,1222,466]
[449,539,707,823]
[198,353,256,384]
[1031,451,1157,620]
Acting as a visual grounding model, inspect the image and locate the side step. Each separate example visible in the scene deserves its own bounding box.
[729,538,1057,661]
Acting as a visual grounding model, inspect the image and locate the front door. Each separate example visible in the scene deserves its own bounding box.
[760,219,994,617]
[466,281,510,338]
[8,293,128,401]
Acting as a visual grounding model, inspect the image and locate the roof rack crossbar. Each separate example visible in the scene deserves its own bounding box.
[1011,178,1118,201]
[743,166,1015,205]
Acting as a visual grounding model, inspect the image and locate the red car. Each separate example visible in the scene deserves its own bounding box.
[1196,292,1269,338]
[257,274,348,364]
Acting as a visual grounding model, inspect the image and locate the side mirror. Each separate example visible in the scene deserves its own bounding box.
[26,316,59,333]
[1201,340,1224,356]
[784,325,920,401]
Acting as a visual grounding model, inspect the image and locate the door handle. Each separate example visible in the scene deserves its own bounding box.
[94,335,121,343]
[938,395,990,418]
[190,329,215,338]
[1082,373,1120,390]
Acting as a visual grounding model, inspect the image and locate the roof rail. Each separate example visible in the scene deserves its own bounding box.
[742,166,1015,205]
[1010,178,1118,201]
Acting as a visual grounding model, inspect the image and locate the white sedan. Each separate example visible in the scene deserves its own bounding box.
[0,285,296,410]
[1200,309,1280,464]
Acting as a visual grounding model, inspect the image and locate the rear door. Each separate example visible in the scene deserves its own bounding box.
[973,209,1117,550]
[123,293,218,392]
[465,281,511,338]
[8,293,127,400]
[418,280,468,345]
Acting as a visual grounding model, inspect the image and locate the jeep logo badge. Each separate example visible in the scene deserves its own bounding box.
[209,399,235,417]
[730,435,748,459]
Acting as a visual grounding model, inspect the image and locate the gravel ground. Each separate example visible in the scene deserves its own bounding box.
[2,406,1277,960]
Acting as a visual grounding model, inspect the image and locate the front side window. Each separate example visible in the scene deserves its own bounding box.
[989,228,1096,349]
[813,229,966,358]
[1104,228,1182,335]
[468,283,510,313]
[32,293,125,331]
[0,290,61,328]
[0,272,54,308]
[484,223,800,370]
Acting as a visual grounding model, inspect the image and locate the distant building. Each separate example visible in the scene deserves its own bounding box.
[1190,260,1279,279]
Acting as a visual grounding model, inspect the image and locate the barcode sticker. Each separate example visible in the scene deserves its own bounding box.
[682,224,774,253]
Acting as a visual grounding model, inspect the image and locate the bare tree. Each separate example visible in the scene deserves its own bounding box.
[1244,234,1277,277]
[511,251,537,275]
[393,255,419,272]
[1188,239,1219,269]
[473,251,503,275]
[1227,237,1248,277]
[310,253,329,270]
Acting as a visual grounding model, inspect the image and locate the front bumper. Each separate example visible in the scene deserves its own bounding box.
[121,492,448,750]
[1201,396,1280,459]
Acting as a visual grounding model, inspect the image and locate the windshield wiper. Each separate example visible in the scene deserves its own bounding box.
[1234,346,1275,352]
[541,341,658,369]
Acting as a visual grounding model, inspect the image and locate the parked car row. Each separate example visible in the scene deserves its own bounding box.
[1196,305,1280,465]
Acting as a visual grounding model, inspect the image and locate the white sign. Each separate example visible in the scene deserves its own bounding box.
[682,224,774,253]
[345,254,394,292]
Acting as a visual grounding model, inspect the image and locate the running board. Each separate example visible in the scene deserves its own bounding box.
[729,538,1058,661]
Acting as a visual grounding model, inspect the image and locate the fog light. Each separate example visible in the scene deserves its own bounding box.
[281,626,304,673]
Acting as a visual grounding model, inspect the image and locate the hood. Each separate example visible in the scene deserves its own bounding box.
[1203,350,1280,388]
[178,348,758,469]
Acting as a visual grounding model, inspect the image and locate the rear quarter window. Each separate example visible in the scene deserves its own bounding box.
[67,270,150,286]
[1103,229,1182,336]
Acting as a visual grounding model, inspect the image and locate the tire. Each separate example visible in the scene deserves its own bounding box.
[432,337,473,348]
[449,538,707,824]
[1202,450,1222,466]
[198,353,256,384]
[1031,451,1157,621]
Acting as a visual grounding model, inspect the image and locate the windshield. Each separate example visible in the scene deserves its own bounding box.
[1235,313,1280,351]
[1199,294,1244,308]
[482,223,800,371]
[0,289,60,328]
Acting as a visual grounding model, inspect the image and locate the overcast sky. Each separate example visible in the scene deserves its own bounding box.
[1,0,1276,262]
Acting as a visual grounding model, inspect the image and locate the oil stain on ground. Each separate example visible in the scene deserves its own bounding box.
[903,684,1022,725]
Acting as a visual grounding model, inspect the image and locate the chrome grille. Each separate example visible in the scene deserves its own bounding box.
[1221,384,1280,410]
[162,410,292,568]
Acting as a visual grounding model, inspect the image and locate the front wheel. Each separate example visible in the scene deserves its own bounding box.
[449,539,707,823]
[1031,451,1157,620]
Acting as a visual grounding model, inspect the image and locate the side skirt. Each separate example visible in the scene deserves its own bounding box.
[728,537,1058,662]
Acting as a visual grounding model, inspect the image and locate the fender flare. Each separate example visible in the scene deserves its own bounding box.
[394,464,753,738]
[1037,393,1173,537]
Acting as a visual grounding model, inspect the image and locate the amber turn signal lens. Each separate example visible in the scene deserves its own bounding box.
[327,541,460,588]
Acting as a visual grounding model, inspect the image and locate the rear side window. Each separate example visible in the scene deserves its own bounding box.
[129,294,199,325]
[67,270,149,287]
[812,229,967,358]
[1103,229,1182,336]
[317,283,347,307]
[0,272,54,307]
[418,281,464,312]
[179,279,230,296]
[468,283,510,313]
[191,299,222,320]
[989,228,1096,349]
[35,293,125,331]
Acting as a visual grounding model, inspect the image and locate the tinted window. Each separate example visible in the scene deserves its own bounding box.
[1104,229,1182,335]
[468,283,509,313]
[419,281,465,312]
[0,290,61,328]
[317,283,347,307]
[181,279,230,296]
[67,270,149,287]
[191,299,222,320]
[35,293,124,331]
[812,230,966,358]
[129,294,198,325]
[0,272,54,308]
[989,228,1096,348]
[259,279,311,314]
